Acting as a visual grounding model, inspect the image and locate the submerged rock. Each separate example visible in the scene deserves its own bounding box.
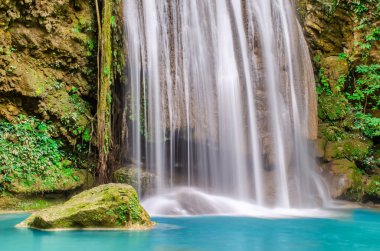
[17,184,153,230]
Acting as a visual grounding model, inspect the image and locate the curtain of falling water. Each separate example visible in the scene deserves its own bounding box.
[123,0,329,210]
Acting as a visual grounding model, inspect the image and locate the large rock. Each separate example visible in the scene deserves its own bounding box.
[17,184,153,230]
[321,159,362,200]
[113,166,155,195]
[324,137,372,162]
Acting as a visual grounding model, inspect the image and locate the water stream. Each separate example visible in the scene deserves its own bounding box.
[123,0,330,215]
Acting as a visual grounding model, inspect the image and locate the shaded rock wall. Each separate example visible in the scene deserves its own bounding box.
[0,0,96,144]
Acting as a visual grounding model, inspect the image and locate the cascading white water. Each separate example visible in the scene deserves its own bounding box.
[123,0,330,215]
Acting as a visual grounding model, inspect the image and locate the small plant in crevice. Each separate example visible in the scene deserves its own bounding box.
[316,67,332,96]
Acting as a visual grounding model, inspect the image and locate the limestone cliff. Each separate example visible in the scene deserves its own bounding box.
[0,0,96,144]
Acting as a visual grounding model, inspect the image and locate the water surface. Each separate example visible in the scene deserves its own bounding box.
[1,209,380,251]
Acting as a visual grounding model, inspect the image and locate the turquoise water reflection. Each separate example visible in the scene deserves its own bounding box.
[1,209,380,251]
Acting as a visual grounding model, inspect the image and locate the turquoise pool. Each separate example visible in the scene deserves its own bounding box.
[1,209,380,251]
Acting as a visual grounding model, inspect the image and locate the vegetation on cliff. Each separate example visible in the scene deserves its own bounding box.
[299,0,380,202]
[0,115,93,194]
[0,0,126,194]
[0,0,98,203]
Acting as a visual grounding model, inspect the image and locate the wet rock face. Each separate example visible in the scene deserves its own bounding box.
[321,160,380,203]
[316,124,373,201]
[0,0,96,143]
[17,184,153,230]
[297,0,379,63]
[321,159,362,200]
[297,2,352,54]
[113,166,155,196]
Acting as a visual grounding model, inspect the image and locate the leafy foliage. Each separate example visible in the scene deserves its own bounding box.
[354,112,380,137]
[316,67,332,95]
[347,64,380,109]
[316,0,380,138]
[0,115,78,187]
[365,176,380,197]
[345,64,380,138]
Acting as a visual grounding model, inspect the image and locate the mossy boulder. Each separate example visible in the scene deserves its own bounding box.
[324,136,372,161]
[321,159,363,200]
[318,124,347,141]
[113,166,154,195]
[318,94,348,121]
[17,184,153,230]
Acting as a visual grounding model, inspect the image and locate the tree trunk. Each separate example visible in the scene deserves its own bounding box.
[97,0,113,184]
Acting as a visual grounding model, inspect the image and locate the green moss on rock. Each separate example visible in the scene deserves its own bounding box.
[113,166,154,195]
[0,1,96,145]
[17,184,153,230]
[345,166,363,202]
[320,56,349,94]
[318,124,347,141]
[324,136,372,161]
[364,176,380,200]
[318,94,348,121]
[321,159,363,201]
[0,194,63,212]
[4,169,93,195]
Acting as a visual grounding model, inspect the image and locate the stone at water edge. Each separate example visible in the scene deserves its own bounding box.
[113,165,155,195]
[17,184,154,230]
[321,159,362,200]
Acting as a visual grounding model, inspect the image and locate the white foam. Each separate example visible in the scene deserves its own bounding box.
[142,187,346,218]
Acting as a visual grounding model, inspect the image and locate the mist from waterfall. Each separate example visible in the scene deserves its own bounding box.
[123,0,330,215]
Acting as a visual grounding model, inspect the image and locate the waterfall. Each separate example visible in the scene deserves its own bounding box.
[122,0,329,215]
